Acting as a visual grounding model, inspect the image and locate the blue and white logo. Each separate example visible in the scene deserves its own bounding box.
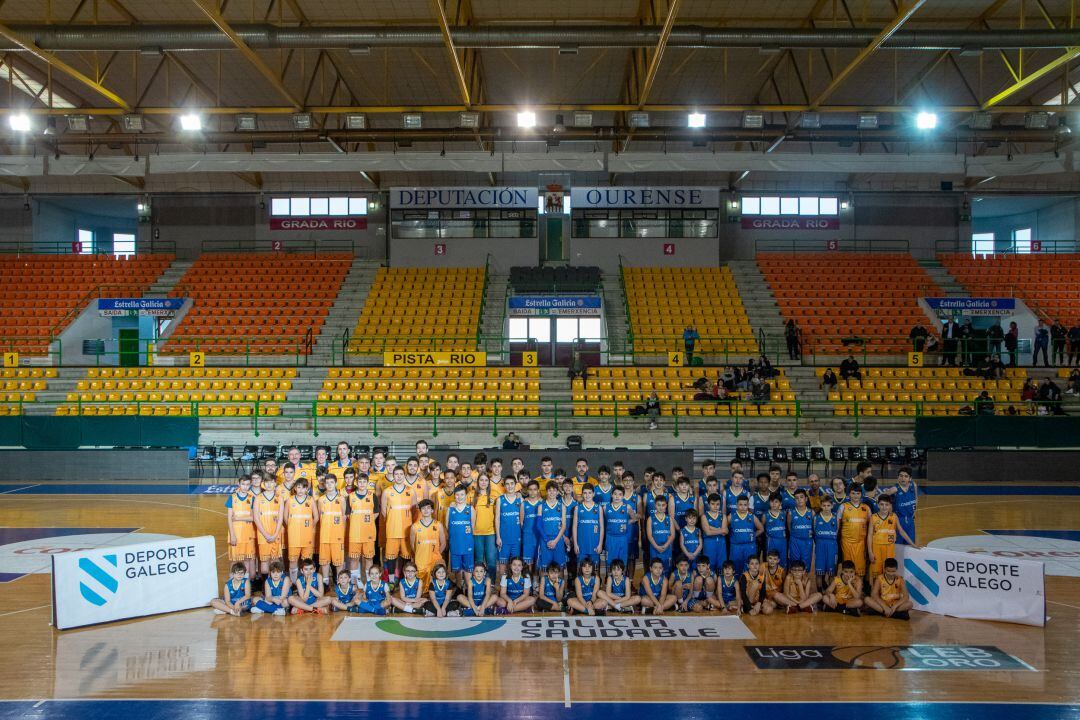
[903,557,940,606]
[79,554,119,606]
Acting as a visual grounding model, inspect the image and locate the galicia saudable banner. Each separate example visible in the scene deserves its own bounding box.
[896,545,1045,627]
[52,535,218,630]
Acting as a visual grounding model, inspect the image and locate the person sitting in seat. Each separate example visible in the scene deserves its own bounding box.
[975,391,995,416]
[820,368,838,392]
[839,354,862,385]
[750,377,771,405]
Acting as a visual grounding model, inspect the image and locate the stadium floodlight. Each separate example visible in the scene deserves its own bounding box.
[291,112,314,130]
[1024,111,1050,130]
[572,111,593,128]
[344,113,367,130]
[741,112,764,129]
[8,113,31,132]
[402,113,423,129]
[121,114,144,132]
[517,110,537,128]
[915,111,938,130]
[65,114,90,133]
[458,111,480,128]
[628,111,650,128]
[687,112,707,128]
[968,111,993,130]
[857,112,879,130]
[235,113,258,131]
[179,113,203,131]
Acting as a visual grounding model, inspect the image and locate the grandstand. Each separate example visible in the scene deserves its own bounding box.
[939,253,1080,325]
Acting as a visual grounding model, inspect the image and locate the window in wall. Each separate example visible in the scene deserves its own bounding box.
[742,196,760,215]
[76,228,93,254]
[819,197,839,215]
[779,197,799,215]
[741,196,840,216]
[578,318,602,342]
[556,318,581,343]
[972,232,995,256]
[271,196,369,217]
[508,318,529,342]
[1012,227,1032,254]
[760,196,781,215]
[528,318,551,343]
[113,233,136,257]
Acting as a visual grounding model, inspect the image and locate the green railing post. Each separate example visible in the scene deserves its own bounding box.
[673,402,679,438]
[432,400,439,438]
[77,394,82,416]
[853,399,860,438]
[552,399,559,438]
[312,400,319,438]
[492,400,499,438]
[612,401,619,438]
[794,399,801,438]
[254,399,260,437]
[733,401,740,438]
[372,399,379,437]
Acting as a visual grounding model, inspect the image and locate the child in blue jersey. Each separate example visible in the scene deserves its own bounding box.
[646,495,675,574]
[391,561,430,615]
[780,472,801,511]
[447,484,476,588]
[716,560,742,614]
[724,472,748,515]
[328,569,360,612]
[521,478,542,576]
[813,494,839,590]
[639,558,676,615]
[538,482,567,572]
[497,556,536,614]
[671,476,695,530]
[887,467,918,545]
[598,559,640,614]
[495,476,523,579]
[603,485,633,571]
[788,489,815,570]
[535,562,565,612]
[621,472,641,579]
[427,564,460,617]
[697,459,717,497]
[690,556,717,612]
[679,509,704,566]
[573,484,604,567]
[251,561,291,616]
[728,494,763,575]
[210,562,252,616]
[458,563,497,617]
[593,466,616,506]
[698,476,721,515]
[568,557,608,616]
[560,479,579,576]
[701,493,728,572]
[356,564,390,615]
[764,493,789,567]
[670,557,694,612]
[288,559,328,615]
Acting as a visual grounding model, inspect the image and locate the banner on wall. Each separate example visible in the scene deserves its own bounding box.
[383,351,487,367]
[269,217,368,231]
[741,217,840,230]
[507,295,602,316]
[897,545,1045,627]
[925,297,1015,314]
[52,535,218,630]
[391,187,537,209]
[570,187,719,208]
[98,298,185,317]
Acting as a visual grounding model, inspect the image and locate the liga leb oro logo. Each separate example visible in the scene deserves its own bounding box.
[746,645,1033,671]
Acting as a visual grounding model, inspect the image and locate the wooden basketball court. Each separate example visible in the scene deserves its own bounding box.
[0,482,1078,720]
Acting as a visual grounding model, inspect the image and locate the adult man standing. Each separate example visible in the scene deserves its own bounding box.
[277,446,315,485]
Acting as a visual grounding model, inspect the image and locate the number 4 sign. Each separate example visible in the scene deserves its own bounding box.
[663,243,675,255]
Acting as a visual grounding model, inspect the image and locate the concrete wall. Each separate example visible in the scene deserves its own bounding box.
[569,236,719,271]
[972,198,1079,249]
[33,197,138,253]
[390,236,539,272]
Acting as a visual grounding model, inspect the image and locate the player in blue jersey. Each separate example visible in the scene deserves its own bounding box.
[538,482,568,572]
[639,557,676,615]
[764,493,789,567]
[495,476,523,579]
[427,564,460,617]
[671,476,696,530]
[593,466,616,506]
[598,559,640,613]
[728,494,763,575]
[447,485,476,587]
[327,567,360,612]
[646,494,675,574]
[679,509,704,566]
[724,471,749,514]
[356,564,390,615]
[691,556,718,612]
[535,561,566,612]
[780,472,802,511]
[521,478,543,576]
[458,562,497,616]
[573,484,605,567]
[621,472,642,579]
[560,479,579,576]
[670,556,695,612]
[497,556,536,614]
[886,467,918,545]
[813,494,839,589]
[391,561,429,615]
[568,557,608,615]
[788,489,815,570]
[701,493,728,572]
[717,560,742,614]
[250,560,290,616]
[211,562,252,616]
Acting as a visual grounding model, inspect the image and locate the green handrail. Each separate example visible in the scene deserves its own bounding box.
[617,255,634,354]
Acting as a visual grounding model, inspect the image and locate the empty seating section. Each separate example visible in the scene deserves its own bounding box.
[510,266,600,293]
[758,253,941,353]
[166,253,351,354]
[573,367,796,417]
[317,367,540,417]
[348,267,484,353]
[623,267,756,354]
[817,366,1027,416]
[0,254,172,354]
[938,253,1080,325]
[0,367,57,415]
[56,367,294,417]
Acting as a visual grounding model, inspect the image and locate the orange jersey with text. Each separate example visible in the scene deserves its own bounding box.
[840,502,872,544]
[347,491,377,543]
[383,484,415,540]
[254,492,282,538]
[870,512,898,547]
[286,496,316,547]
[317,493,346,544]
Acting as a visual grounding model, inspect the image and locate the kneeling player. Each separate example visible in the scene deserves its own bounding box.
[864,558,912,620]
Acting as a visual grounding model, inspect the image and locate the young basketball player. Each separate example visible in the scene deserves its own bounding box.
[357,565,390,615]
[701,493,728,572]
[761,549,785,615]
[716,561,742,614]
[698,476,721,516]
[392,562,429,614]
[598,559,640,613]
[472,473,498,572]
[538,482,567,574]
[428,564,460,617]
[448,485,476,588]
[210,562,251,616]
[764,493,788,567]
[741,556,765,615]
[316,478,346,583]
[773,560,822,613]
[621,472,642,579]
[288,559,326,615]
[691,556,717,612]
[283,479,318,580]
[822,560,863,616]
[728,494,762,575]
[646,494,675,574]
[521,479,542,577]
[671,476,695,530]
[788,489,815,571]
[888,467,918,545]
[346,472,377,582]
[813,494,839,591]
[497,556,536,614]
[410,499,446,589]
[495,476,523,579]
[679,509,704,566]
[226,475,257,580]
[868,495,916,583]
[382,466,417,583]
[568,557,607,615]
[864,558,913,620]
[603,485,633,574]
[535,562,565,612]
[639,557,676,615]
[573,484,604,567]
[435,470,458,526]
[328,569,360,613]
[837,482,871,582]
[670,556,695,612]
[593,466,616,506]
[459,563,497,616]
[250,560,290,615]
[253,473,284,577]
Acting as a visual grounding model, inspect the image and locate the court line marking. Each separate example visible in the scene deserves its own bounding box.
[19,527,148,579]
[93,497,228,516]
[1047,600,1080,611]
[0,604,50,619]
[10,699,1080,706]
[32,700,45,708]
[917,498,1080,514]
[562,640,571,708]
[0,484,38,495]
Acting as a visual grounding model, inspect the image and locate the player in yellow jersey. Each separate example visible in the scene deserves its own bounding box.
[487,458,506,498]
[283,479,319,580]
[327,441,355,490]
[317,481,347,582]
[837,482,872,581]
[346,472,378,582]
[434,470,458,526]
[410,499,446,588]
[760,549,785,615]
[276,463,297,499]
[253,472,284,576]
[226,474,257,579]
[867,495,915,582]
[382,467,417,582]
[864,558,913,620]
[277,446,316,485]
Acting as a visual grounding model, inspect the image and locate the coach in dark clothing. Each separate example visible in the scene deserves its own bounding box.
[1004,322,1019,367]
[1069,323,1080,366]
[941,320,959,366]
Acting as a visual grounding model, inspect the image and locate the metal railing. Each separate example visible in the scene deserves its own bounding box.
[936,239,1079,255]
[83,335,311,366]
[0,240,176,255]
[755,239,912,254]
[199,238,357,254]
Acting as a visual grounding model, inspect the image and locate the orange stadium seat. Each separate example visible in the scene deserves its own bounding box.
[938,253,1080,326]
[0,254,173,354]
[758,252,942,354]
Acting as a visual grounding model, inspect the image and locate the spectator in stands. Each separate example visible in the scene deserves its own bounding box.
[908,323,929,353]
[1066,368,1080,395]
[683,325,700,365]
[720,366,738,392]
[986,354,1006,381]
[1069,322,1080,366]
[784,319,802,360]
[975,391,995,416]
[958,319,975,366]
[941,319,960,366]
[820,368,838,392]
[568,351,588,385]
[839,354,862,386]
[749,376,771,405]
[986,320,1004,358]
[1051,321,1068,366]
[1005,321,1019,367]
[1038,377,1064,415]
[1033,322,1051,367]
[694,380,716,402]
[757,355,779,379]
[502,433,521,450]
[1021,378,1039,413]
[644,392,661,430]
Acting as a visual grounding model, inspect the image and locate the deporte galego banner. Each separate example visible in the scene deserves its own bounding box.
[897,545,1045,627]
[52,535,218,630]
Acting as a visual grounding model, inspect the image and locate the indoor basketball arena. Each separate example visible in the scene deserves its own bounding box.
[0,1,1078,719]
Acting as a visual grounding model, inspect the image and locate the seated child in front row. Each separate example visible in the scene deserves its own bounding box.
[251,560,290,615]
[357,564,392,615]
[459,562,498,617]
[822,560,864,616]
[639,557,676,615]
[498,557,537,614]
[391,561,429,615]
[211,562,252,616]
[428,564,461,617]
[568,558,608,616]
[598,559,640,613]
[691,556,718,612]
[771,560,823,613]
[535,562,566,612]
[288,558,328,615]
[715,560,742,614]
[863,558,913,620]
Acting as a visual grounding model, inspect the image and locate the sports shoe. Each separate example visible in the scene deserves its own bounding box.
[494,606,509,616]
[424,609,435,617]
[892,610,910,621]
[212,609,226,615]
[291,608,305,615]
[250,606,265,615]
[802,605,815,614]
[786,605,796,614]
[273,608,287,616]
[316,607,329,615]
[447,610,461,617]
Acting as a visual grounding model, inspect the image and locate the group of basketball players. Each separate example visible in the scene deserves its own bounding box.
[210,441,918,620]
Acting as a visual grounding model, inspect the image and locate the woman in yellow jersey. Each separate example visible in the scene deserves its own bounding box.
[472,474,498,571]
[837,482,872,581]
[227,475,257,579]
[253,473,284,575]
[410,499,446,589]
[317,482,347,581]
[867,495,916,581]
[283,478,319,580]
[346,472,378,580]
